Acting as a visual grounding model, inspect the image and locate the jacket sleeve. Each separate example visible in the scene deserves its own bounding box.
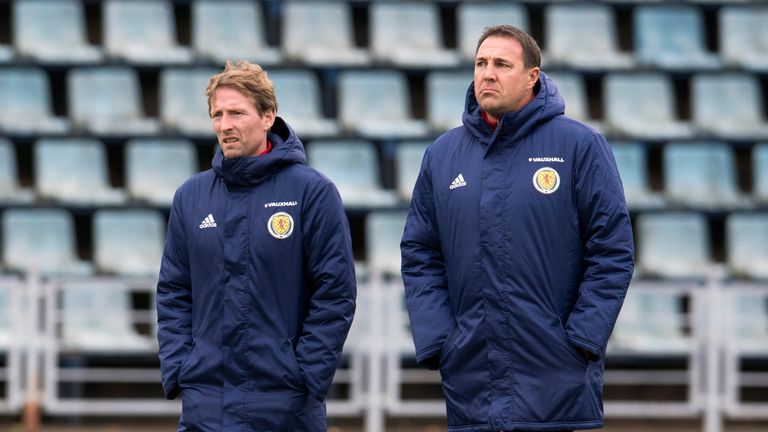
[296,178,356,402]
[156,190,193,400]
[565,133,635,359]
[400,149,455,370]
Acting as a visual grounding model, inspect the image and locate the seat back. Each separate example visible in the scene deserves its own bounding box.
[426,71,471,132]
[125,139,197,206]
[159,67,217,135]
[457,2,528,62]
[636,212,710,279]
[395,141,430,201]
[93,209,166,276]
[366,211,408,276]
[726,213,768,280]
[634,5,713,67]
[663,142,741,209]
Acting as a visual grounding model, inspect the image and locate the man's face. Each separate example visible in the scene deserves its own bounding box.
[473,35,540,122]
[211,86,275,159]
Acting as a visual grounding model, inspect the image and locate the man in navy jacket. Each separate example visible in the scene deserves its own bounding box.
[401,25,634,431]
[157,61,356,431]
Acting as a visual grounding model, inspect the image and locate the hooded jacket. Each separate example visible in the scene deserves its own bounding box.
[401,72,634,431]
[157,118,356,431]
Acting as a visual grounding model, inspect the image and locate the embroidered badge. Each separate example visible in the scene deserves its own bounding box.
[533,167,560,194]
[267,212,294,239]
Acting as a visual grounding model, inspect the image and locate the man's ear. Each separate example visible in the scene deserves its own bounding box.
[527,67,541,90]
[263,110,276,130]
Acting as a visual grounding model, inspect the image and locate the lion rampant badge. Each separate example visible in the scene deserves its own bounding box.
[533,167,560,194]
[267,212,294,239]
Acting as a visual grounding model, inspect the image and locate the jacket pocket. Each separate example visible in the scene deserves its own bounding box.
[439,323,463,364]
[285,338,308,392]
[177,338,197,385]
[554,319,589,369]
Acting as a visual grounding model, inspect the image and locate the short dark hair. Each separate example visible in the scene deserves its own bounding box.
[476,25,541,70]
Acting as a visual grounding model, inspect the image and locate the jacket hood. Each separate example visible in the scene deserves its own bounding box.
[462,71,565,144]
[212,117,307,187]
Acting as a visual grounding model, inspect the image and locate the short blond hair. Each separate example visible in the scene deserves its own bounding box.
[205,60,278,117]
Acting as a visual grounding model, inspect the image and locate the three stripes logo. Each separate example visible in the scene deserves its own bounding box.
[449,173,467,190]
[199,213,217,229]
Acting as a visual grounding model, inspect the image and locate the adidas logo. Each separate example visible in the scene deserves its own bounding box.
[449,173,467,190]
[199,213,217,229]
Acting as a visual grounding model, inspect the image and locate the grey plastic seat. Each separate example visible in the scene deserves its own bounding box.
[719,6,768,71]
[603,73,694,140]
[457,2,528,63]
[365,211,408,276]
[0,67,71,134]
[159,67,217,136]
[610,142,664,210]
[663,142,748,210]
[13,0,102,63]
[753,143,768,206]
[0,139,34,204]
[192,0,280,65]
[634,5,720,70]
[125,139,197,206]
[59,279,154,352]
[337,70,429,139]
[68,67,161,135]
[726,213,768,281]
[395,141,430,202]
[270,70,340,137]
[281,1,370,66]
[691,73,768,139]
[35,138,126,205]
[609,283,691,354]
[2,209,92,276]
[370,2,460,67]
[0,45,11,62]
[93,209,166,277]
[104,0,193,64]
[546,71,603,132]
[307,140,399,208]
[636,212,710,280]
[426,70,471,133]
[544,4,634,69]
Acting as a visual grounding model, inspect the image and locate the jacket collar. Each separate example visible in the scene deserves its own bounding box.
[212,117,307,187]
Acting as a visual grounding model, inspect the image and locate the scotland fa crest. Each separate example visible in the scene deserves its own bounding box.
[268,212,294,239]
[533,167,560,194]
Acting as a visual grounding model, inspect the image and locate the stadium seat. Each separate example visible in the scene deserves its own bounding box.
[633,5,720,70]
[0,67,71,135]
[544,4,634,69]
[307,140,399,208]
[370,2,460,67]
[610,142,664,210]
[719,5,768,71]
[546,71,603,132]
[159,67,217,136]
[726,213,768,280]
[365,211,408,276]
[456,2,529,63]
[0,276,24,413]
[337,70,429,138]
[281,1,370,66]
[610,283,691,354]
[192,0,281,66]
[395,141,430,202]
[1,208,92,276]
[270,70,340,137]
[125,138,197,206]
[0,138,34,204]
[425,70,472,133]
[93,209,166,277]
[753,143,768,206]
[58,279,155,352]
[103,0,193,64]
[603,73,694,140]
[0,45,11,63]
[13,0,102,63]
[635,212,710,280]
[67,67,161,135]
[35,138,127,205]
[662,142,748,210]
[691,73,768,140]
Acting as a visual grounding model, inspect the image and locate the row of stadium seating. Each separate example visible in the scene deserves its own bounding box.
[3,137,768,211]
[1,65,766,141]
[1,0,766,72]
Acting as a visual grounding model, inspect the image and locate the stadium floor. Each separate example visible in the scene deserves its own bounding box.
[1,418,767,431]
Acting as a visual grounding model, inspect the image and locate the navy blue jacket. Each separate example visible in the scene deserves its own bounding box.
[401,72,634,431]
[157,118,356,431]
